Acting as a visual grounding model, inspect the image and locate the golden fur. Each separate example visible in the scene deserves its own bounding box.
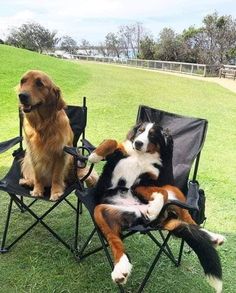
[19,70,97,201]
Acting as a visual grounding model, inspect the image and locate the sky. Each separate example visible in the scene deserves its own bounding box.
[0,0,236,44]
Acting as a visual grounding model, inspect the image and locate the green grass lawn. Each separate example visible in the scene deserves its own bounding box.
[0,44,235,293]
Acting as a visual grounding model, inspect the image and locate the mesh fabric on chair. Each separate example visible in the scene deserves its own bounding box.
[75,105,208,292]
[0,97,89,254]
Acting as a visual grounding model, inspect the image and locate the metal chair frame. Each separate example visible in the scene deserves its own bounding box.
[74,105,208,292]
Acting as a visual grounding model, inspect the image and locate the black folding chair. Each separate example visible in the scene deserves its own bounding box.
[0,97,91,255]
[75,104,208,292]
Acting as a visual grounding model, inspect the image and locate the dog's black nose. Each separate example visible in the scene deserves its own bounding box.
[134,140,143,150]
[19,92,30,104]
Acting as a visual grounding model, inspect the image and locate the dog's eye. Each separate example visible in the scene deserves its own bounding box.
[137,127,145,134]
[35,79,44,87]
[20,78,27,84]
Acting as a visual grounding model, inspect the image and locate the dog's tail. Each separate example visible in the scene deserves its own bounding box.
[164,219,222,293]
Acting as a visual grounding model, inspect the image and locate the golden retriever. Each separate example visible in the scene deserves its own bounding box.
[18,70,97,201]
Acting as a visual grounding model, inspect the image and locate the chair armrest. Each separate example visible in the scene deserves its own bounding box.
[185,181,200,209]
[81,138,96,153]
[146,199,199,228]
[0,136,23,154]
[63,145,95,183]
[63,146,88,162]
[159,181,200,216]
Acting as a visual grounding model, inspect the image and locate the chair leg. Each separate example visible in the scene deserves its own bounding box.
[12,196,25,213]
[74,196,80,253]
[7,193,73,252]
[0,197,13,253]
[20,196,25,212]
[177,239,185,266]
[147,231,178,266]
[96,229,125,293]
[79,201,83,214]
[137,232,172,293]
[77,227,97,260]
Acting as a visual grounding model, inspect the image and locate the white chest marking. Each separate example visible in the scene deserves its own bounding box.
[111,151,161,188]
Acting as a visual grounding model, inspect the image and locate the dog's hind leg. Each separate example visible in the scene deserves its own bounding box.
[94,204,133,285]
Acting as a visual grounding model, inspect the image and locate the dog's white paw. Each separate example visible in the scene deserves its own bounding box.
[50,192,63,201]
[201,229,226,247]
[111,254,132,285]
[30,189,43,198]
[146,192,164,221]
[88,152,103,164]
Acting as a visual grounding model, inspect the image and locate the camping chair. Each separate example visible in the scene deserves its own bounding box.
[75,104,208,292]
[0,97,92,255]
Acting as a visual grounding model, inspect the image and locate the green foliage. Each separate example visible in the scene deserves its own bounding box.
[105,32,122,57]
[6,22,59,53]
[138,36,156,60]
[138,12,236,65]
[0,46,235,293]
[60,35,77,54]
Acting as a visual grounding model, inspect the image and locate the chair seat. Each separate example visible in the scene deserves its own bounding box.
[76,188,163,233]
[0,155,77,201]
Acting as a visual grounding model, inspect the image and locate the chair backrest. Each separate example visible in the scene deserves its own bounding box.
[65,101,87,147]
[19,98,87,148]
[136,105,208,193]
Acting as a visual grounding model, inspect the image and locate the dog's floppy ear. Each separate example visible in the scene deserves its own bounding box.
[126,122,143,141]
[161,128,173,155]
[53,85,66,110]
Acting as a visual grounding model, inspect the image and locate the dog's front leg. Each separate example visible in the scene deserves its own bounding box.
[88,139,119,163]
[30,175,44,198]
[50,155,67,201]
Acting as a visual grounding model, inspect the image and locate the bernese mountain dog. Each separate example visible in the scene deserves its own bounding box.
[89,122,224,292]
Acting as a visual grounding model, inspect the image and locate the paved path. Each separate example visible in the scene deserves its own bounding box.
[144,69,236,94]
[120,65,236,94]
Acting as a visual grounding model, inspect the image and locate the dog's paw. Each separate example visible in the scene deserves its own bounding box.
[201,229,226,247]
[212,234,226,246]
[111,254,132,285]
[88,152,103,164]
[19,178,34,187]
[30,189,43,198]
[146,192,164,222]
[50,192,63,201]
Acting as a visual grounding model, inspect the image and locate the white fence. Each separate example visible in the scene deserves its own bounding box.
[71,55,208,77]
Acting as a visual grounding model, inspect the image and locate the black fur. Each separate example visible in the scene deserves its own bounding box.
[94,149,127,204]
[173,224,222,280]
[95,122,174,205]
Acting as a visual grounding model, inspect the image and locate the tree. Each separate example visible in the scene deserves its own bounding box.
[180,26,205,63]
[105,32,122,57]
[6,22,59,53]
[79,39,92,55]
[154,28,182,61]
[118,22,147,58]
[97,42,107,57]
[138,36,156,60]
[202,12,236,64]
[60,35,77,54]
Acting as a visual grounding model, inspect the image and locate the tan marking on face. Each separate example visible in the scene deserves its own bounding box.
[146,142,160,154]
